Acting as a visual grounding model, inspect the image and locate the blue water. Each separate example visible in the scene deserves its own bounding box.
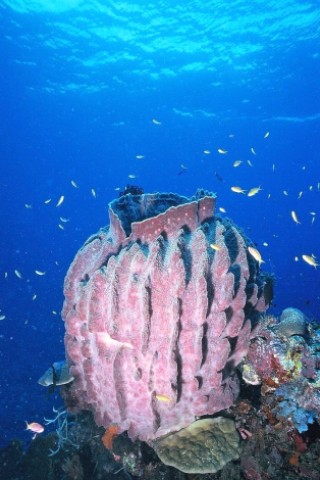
[0,0,319,449]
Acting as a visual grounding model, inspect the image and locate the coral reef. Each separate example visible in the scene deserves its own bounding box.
[153,417,240,473]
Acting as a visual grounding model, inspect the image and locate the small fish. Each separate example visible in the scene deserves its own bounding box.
[203,149,211,154]
[291,211,300,224]
[56,195,64,207]
[114,187,120,191]
[214,172,224,182]
[302,255,318,268]
[283,190,289,196]
[155,394,172,403]
[268,194,271,199]
[58,224,65,230]
[264,131,270,138]
[24,204,32,209]
[135,155,144,159]
[233,160,242,167]
[35,270,46,276]
[294,256,299,262]
[128,174,137,179]
[60,217,70,223]
[91,188,96,198]
[272,164,275,172]
[32,294,37,301]
[25,422,44,434]
[247,160,253,167]
[218,148,228,154]
[38,360,74,387]
[248,246,264,265]
[4,272,8,278]
[263,242,268,247]
[309,185,313,191]
[247,186,262,197]
[71,180,79,188]
[250,147,256,155]
[210,243,221,251]
[44,198,51,204]
[0,315,5,321]
[219,207,227,213]
[231,186,246,194]
[152,118,161,125]
[297,191,303,199]
[14,269,23,279]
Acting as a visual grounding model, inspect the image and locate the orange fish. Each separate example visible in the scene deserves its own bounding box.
[25,421,44,434]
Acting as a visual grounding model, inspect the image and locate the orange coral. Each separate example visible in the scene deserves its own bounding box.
[101,424,119,451]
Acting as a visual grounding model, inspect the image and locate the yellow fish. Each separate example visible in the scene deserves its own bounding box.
[231,186,246,194]
[155,394,172,403]
[291,211,300,224]
[233,160,242,167]
[302,255,318,268]
[56,195,64,207]
[247,186,262,197]
[210,243,221,251]
[248,246,264,265]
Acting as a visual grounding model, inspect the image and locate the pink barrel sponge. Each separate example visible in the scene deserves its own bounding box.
[62,190,269,442]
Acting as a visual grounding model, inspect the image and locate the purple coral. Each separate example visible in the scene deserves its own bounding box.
[62,191,269,443]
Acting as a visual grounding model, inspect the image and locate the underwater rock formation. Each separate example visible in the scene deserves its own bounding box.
[62,190,270,472]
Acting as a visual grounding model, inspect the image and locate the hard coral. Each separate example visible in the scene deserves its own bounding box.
[62,191,269,448]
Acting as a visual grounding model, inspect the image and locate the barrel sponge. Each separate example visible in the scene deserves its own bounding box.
[153,417,240,474]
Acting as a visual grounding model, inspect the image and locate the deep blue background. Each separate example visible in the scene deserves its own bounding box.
[0,0,319,448]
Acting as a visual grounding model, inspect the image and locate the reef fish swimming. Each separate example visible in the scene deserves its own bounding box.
[38,360,74,388]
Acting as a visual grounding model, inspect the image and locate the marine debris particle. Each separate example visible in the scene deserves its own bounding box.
[153,417,240,474]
